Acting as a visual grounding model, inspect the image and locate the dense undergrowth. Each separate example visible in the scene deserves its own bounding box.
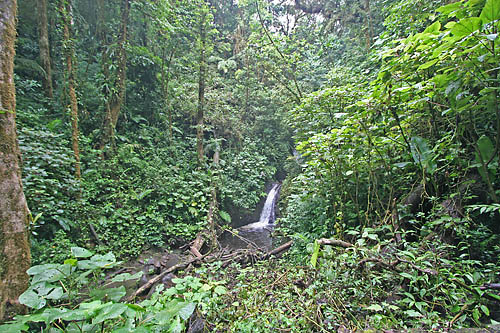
[4,0,500,331]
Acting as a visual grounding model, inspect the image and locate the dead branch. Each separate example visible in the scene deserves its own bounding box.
[316,238,354,248]
[128,254,209,301]
[224,228,262,251]
[190,234,205,259]
[359,257,437,276]
[359,257,401,271]
[451,278,500,303]
[261,240,293,259]
[130,241,295,301]
[395,256,438,276]
[89,223,103,245]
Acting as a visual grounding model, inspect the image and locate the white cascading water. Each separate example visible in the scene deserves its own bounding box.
[241,183,281,230]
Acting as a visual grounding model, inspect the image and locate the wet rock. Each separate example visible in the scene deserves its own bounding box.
[163,253,181,269]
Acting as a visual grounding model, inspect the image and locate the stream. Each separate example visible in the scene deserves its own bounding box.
[220,183,281,251]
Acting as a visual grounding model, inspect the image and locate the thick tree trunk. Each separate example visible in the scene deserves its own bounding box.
[60,0,81,179]
[0,0,31,319]
[197,5,207,163]
[37,0,53,98]
[101,0,129,151]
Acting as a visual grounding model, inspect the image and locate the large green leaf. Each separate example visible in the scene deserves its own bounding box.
[410,136,437,174]
[111,271,144,283]
[19,282,65,309]
[477,135,496,162]
[19,290,46,310]
[219,210,231,223]
[437,1,463,16]
[90,286,127,302]
[0,322,29,332]
[78,252,117,270]
[480,0,500,24]
[475,135,497,182]
[26,264,60,275]
[178,302,196,321]
[92,303,128,324]
[418,59,439,70]
[154,300,194,325]
[310,240,321,268]
[71,246,93,258]
[451,17,482,37]
[424,21,441,33]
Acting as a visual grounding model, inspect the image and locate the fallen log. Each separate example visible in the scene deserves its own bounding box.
[128,254,209,301]
[261,240,293,259]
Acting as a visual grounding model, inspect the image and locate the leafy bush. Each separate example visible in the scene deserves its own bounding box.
[221,139,277,210]
[19,127,80,237]
[79,140,211,257]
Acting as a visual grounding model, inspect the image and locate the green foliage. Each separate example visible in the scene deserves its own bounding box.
[79,138,212,257]
[31,230,76,266]
[278,0,500,329]
[302,225,500,329]
[0,248,227,333]
[19,126,80,236]
[221,139,277,210]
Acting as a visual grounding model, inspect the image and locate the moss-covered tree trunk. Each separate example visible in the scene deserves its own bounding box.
[37,0,53,99]
[196,4,207,163]
[0,0,31,319]
[101,0,129,152]
[59,0,80,179]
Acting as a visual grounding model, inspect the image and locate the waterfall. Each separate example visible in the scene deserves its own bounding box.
[258,183,281,224]
[241,183,281,230]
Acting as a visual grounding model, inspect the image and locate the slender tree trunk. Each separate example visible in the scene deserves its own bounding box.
[161,47,174,141]
[0,0,31,319]
[101,0,129,152]
[364,0,373,50]
[96,0,112,153]
[37,0,53,98]
[197,4,207,163]
[60,0,81,179]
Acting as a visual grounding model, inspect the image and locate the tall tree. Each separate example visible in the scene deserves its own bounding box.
[196,1,208,163]
[37,0,53,98]
[101,0,130,151]
[0,0,31,319]
[59,0,80,179]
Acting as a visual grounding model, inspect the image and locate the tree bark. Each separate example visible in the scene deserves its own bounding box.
[161,47,174,141]
[60,0,81,179]
[101,0,129,152]
[364,0,373,50]
[37,0,53,98]
[0,0,31,319]
[196,3,207,164]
